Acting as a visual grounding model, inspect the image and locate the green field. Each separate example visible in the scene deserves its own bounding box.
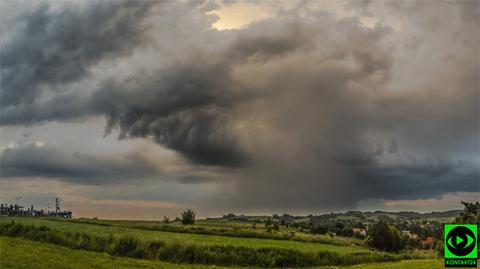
[0,237,444,269]
[0,217,367,254]
[0,236,231,269]
[75,218,365,247]
[0,217,440,268]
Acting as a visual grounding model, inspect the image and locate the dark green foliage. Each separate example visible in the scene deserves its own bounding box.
[181,209,195,225]
[455,201,480,256]
[310,224,329,235]
[265,218,273,233]
[367,221,405,252]
[455,201,480,225]
[405,237,421,249]
[0,221,408,267]
[114,237,141,257]
[337,227,354,237]
[272,223,280,232]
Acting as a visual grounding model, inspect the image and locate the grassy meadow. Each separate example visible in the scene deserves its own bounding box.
[71,218,366,247]
[0,237,444,269]
[0,217,440,268]
[0,236,228,269]
[0,217,365,253]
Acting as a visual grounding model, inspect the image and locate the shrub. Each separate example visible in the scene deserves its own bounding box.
[310,224,328,235]
[272,223,280,232]
[113,237,140,257]
[367,220,404,252]
[181,209,195,225]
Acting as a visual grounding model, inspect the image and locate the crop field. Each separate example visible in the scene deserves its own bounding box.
[0,217,440,268]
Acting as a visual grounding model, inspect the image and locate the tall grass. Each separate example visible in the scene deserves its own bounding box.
[0,221,413,267]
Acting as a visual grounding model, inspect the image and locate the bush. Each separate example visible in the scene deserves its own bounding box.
[114,237,140,256]
[310,224,328,235]
[181,209,195,225]
[367,221,404,252]
[337,227,354,237]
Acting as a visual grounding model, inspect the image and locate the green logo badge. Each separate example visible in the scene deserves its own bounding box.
[444,224,477,267]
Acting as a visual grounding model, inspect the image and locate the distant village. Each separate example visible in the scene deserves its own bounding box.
[0,197,72,219]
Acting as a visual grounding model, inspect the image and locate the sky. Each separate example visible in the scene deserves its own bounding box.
[0,0,478,219]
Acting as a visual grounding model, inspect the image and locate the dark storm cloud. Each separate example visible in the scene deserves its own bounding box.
[0,92,93,125]
[0,142,234,186]
[91,24,311,166]
[0,143,159,184]
[93,62,250,167]
[0,0,478,210]
[351,160,479,201]
[0,0,156,108]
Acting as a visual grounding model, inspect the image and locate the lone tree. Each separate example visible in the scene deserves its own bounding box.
[367,220,404,252]
[181,209,195,225]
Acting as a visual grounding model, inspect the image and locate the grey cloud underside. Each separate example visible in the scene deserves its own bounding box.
[0,144,158,184]
[0,1,478,208]
[354,163,479,200]
[94,62,252,167]
[0,143,235,185]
